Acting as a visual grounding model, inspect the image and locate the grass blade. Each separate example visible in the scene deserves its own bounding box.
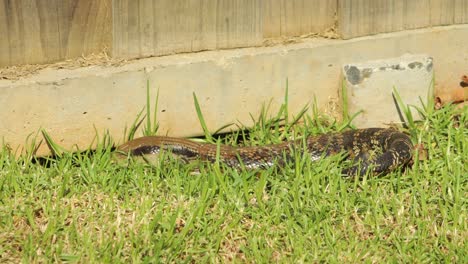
[193,92,213,142]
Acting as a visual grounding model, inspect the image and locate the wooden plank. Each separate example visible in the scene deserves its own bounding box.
[0,0,111,67]
[66,0,112,58]
[338,0,468,39]
[454,0,468,23]
[112,0,262,59]
[2,0,466,65]
[0,0,44,66]
[402,0,431,30]
[430,0,455,25]
[263,0,337,38]
[431,0,468,25]
[339,0,407,39]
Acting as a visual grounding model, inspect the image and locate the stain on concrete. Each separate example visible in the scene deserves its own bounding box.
[345,65,361,85]
[344,66,374,85]
[425,59,433,72]
[345,57,434,87]
[408,61,423,69]
[390,64,404,70]
[361,68,373,79]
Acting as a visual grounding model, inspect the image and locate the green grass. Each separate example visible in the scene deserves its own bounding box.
[0,93,466,263]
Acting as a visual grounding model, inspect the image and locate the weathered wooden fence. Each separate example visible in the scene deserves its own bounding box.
[1,0,467,67]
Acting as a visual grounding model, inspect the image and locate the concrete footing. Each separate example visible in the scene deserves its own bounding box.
[0,25,467,155]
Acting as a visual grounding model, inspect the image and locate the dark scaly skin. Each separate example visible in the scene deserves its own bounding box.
[117,128,413,176]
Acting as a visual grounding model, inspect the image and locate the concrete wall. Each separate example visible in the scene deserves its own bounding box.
[1,25,467,155]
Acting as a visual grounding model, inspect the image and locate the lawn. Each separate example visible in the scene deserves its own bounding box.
[0,96,466,263]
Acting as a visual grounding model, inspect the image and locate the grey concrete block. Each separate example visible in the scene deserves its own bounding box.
[343,54,433,128]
